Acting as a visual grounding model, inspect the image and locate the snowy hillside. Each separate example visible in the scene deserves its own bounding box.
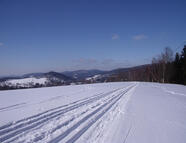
[85,74,102,81]
[0,72,73,89]
[4,77,48,87]
[0,82,186,143]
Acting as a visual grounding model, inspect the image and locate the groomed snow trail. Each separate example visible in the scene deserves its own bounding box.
[0,83,137,143]
[1,82,185,143]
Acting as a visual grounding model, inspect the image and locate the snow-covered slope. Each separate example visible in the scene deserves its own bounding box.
[85,74,101,81]
[4,77,48,87]
[0,82,185,143]
[0,71,73,89]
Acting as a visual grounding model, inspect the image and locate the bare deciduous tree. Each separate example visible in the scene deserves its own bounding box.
[151,47,173,83]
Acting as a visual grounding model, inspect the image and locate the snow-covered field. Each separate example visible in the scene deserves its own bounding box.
[1,77,48,88]
[0,82,186,143]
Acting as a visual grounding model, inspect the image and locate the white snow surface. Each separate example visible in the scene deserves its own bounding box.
[0,82,186,143]
[85,75,101,81]
[4,77,48,87]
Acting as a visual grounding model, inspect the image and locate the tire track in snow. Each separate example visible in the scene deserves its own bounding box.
[80,83,137,143]
[0,92,104,131]
[8,91,119,143]
[48,85,135,143]
[123,124,132,143]
[0,103,26,112]
[0,87,124,143]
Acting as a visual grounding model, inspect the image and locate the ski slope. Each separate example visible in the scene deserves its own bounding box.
[0,82,186,143]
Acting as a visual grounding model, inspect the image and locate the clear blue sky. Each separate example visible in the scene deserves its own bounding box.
[0,0,186,76]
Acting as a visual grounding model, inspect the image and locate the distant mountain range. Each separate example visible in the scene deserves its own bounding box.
[62,69,107,80]
[0,65,149,90]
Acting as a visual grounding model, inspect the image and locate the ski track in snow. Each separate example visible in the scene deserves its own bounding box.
[152,84,186,97]
[0,103,26,112]
[0,83,136,143]
[1,82,186,143]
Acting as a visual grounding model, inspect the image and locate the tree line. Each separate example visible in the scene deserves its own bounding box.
[108,45,186,85]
